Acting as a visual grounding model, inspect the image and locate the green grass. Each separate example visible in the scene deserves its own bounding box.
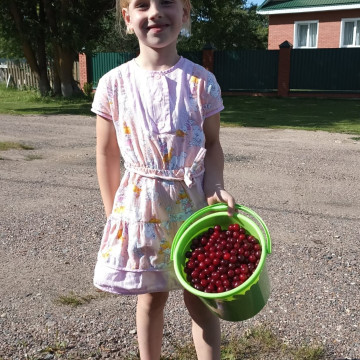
[222,96,360,134]
[0,141,34,151]
[0,84,92,116]
[1,85,359,134]
[55,292,97,307]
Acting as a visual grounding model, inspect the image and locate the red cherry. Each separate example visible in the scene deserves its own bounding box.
[239,273,248,282]
[206,284,215,292]
[240,264,249,274]
[247,263,255,272]
[239,233,246,241]
[254,244,261,251]
[199,261,206,269]
[223,252,231,261]
[223,279,230,287]
[197,253,205,262]
[212,258,220,266]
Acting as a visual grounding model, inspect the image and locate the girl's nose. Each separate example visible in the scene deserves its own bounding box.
[148,2,163,19]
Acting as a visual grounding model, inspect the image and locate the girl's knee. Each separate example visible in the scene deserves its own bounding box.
[137,292,169,313]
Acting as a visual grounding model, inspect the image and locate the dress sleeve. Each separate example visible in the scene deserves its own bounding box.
[91,75,113,121]
[201,71,224,119]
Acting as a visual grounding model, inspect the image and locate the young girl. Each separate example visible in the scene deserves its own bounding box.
[91,0,236,359]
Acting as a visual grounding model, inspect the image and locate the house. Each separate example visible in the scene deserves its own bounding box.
[257,0,360,49]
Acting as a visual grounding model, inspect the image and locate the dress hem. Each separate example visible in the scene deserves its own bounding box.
[93,261,183,295]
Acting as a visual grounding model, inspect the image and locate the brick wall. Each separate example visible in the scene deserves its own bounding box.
[78,53,88,90]
[268,9,360,49]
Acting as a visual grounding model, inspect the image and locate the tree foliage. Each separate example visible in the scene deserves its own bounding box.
[0,0,267,97]
[0,0,116,96]
[178,0,268,51]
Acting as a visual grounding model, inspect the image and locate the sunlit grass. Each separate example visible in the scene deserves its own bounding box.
[0,141,34,151]
[222,96,360,134]
[0,84,92,116]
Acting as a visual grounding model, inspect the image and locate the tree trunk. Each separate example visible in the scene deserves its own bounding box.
[8,0,51,96]
[50,60,62,96]
[42,0,79,97]
[53,45,79,97]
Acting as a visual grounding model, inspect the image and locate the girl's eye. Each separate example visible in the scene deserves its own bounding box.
[135,2,148,9]
[162,0,174,4]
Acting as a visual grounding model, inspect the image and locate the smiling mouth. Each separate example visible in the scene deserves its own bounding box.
[147,24,169,31]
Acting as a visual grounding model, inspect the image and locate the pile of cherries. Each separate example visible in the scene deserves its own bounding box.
[184,223,262,293]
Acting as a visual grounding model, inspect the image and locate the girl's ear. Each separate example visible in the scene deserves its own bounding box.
[182,6,190,29]
[122,7,134,34]
[182,6,190,25]
[122,7,131,27]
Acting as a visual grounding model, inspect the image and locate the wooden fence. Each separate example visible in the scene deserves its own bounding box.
[0,59,80,90]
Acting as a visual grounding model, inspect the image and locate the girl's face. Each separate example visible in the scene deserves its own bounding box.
[122,0,189,51]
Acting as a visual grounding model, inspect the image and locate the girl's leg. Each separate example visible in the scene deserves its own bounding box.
[136,291,169,360]
[183,290,221,360]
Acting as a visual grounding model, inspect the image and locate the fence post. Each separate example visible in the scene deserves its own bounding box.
[277,41,292,97]
[202,43,215,73]
[79,53,88,90]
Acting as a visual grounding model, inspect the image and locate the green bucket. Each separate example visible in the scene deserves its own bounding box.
[171,204,272,322]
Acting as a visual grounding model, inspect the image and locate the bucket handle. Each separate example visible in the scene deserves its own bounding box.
[170,203,271,261]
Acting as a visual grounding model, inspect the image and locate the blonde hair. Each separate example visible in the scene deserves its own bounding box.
[116,0,192,34]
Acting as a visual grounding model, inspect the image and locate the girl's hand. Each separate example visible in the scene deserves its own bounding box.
[206,188,236,217]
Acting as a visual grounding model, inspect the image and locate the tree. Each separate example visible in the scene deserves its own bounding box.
[0,0,115,96]
[178,0,268,51]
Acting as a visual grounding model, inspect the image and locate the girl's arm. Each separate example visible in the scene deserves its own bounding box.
[96,115,121,218]
[203,112,236,216]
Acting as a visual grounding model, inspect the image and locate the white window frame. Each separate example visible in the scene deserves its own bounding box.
[294,20,319,49]
[340,18,360,47]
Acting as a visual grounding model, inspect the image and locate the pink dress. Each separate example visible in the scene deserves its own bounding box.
[91,57,224,294]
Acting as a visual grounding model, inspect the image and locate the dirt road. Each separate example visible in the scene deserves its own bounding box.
[0,114,359,359]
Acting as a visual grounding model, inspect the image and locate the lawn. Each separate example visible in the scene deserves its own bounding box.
[222,96,360,134]
[0,84,93,116]
[0,85,359,135]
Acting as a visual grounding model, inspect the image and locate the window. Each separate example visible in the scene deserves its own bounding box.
[294,21,318,48]
[340,18,360,47]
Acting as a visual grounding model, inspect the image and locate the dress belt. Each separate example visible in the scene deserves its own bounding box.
[124,148,207,188]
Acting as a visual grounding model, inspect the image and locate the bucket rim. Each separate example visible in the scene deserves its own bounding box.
[172,205,271,299]
[171,204,271,260]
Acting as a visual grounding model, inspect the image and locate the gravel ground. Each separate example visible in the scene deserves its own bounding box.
[0,114,359,360]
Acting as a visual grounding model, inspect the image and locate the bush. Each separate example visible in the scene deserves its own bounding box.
[83,82,93,98]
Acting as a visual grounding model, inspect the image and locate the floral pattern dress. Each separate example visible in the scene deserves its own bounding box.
[91,57,224,294]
